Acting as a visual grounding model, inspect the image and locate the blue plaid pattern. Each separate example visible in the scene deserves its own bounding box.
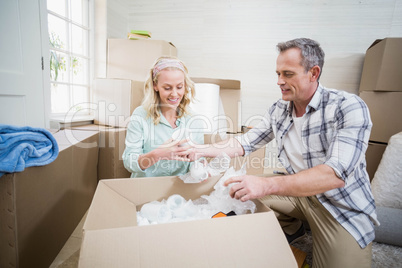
[236,84,379,248]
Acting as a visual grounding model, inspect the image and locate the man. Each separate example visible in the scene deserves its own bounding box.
[180,38,379,267]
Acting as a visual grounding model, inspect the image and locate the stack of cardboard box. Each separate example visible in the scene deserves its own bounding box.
[88,39,252,180]
[77,39,178,180]
[93,39,177,128]
[0,129,99,267]
[359,38,402,180]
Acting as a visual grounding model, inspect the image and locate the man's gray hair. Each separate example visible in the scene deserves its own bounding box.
[277,38,325,79]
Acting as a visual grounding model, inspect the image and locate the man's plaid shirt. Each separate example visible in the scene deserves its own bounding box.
[236,84,379,248]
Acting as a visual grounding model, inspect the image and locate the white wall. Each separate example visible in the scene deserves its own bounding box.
[107,0,130,38]
[94,0,129,77]
[124,0,402,124]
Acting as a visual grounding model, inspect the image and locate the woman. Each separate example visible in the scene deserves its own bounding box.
[122,56,204,177]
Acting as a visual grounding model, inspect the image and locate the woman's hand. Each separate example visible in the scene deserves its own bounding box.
[137,138,191,170]
[173,142,206,162]
[154,138,192,161]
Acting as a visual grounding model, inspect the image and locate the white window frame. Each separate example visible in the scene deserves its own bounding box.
[47,0,94,122]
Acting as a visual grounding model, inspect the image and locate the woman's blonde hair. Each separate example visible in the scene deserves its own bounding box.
[141,56,195,125]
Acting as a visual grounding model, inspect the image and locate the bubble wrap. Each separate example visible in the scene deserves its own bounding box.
[138,164,256,225]
[179,153,231,183]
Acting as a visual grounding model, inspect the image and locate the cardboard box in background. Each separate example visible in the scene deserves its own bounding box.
[366,141,387,181]
[107,39,177,81]
[0,130,98,268]
[93,77,241,133]
[192,77,241,133]
[93,78,144,128]
[205,133,266,175]
[49,117,94,130]
[359,38,402,92]
[79,176,297,267]
[220,89,241,132]
[65,126,264,182]
[70,124,131,180]
[359,91,402,143]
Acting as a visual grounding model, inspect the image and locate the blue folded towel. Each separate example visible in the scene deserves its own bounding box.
[0,124,59,177]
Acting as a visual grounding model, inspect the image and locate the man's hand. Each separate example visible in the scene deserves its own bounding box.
[224,175,270,202]
[174,142,205,162]
[223,164,345,201]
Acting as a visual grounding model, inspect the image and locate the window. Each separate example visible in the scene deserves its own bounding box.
[47,0,91,116]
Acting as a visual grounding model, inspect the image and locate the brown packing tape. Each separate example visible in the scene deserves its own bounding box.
[290,245,307,268]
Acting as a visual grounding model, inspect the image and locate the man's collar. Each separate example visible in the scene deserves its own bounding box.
[307,83,323,112]
[286,83,323,115]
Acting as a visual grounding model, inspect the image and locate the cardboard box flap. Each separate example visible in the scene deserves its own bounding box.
[84,176,223,231]
[191,77,240,90]
[84,176,271,231]
[80,212,297,268]
[100,176,222,207]
[71,124,112,131]
[359,38,402,92]
[51,129,99,152]
[53,129,99,146]
[83,181,137,231]
[367,39,382,50]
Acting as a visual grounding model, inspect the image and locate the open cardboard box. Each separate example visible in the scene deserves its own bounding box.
[79,175,297,267]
